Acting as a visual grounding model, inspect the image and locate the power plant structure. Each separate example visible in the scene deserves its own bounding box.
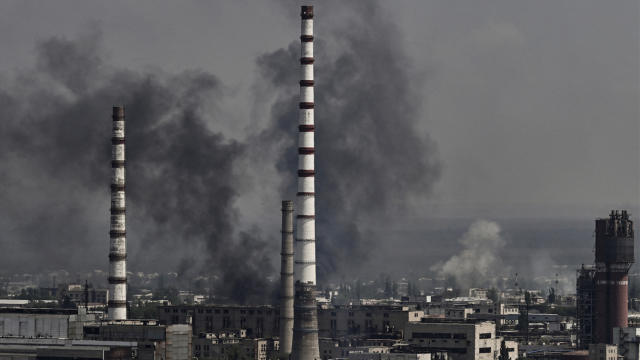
[291,5,321,360]
[576,264,596,348]
[108,106,127,320]
[593,210,634,344]
[279,200,294,360]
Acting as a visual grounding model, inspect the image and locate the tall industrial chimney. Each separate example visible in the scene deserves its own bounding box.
[594,210,634,343]
[279,201,294,360]
[291,5,320,360]
[108,106,127,320]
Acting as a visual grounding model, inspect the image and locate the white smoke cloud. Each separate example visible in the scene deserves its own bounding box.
[434,220,510,291]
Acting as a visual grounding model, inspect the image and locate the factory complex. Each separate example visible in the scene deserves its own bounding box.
[0,4,635,360]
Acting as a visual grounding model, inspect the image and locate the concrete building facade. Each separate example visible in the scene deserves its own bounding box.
[158,305,279,339]
[318,305,423,338]
[404,320,517,360]
[0,308,76,339]
[588,344,617,360]
[613,327,640,360]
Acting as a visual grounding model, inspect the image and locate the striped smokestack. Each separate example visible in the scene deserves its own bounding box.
[295,3,316,291]
[292,6,320,360]
[279,200,294,360]
[108,106,127,320]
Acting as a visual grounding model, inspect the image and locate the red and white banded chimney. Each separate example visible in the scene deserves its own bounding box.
[108,106,127,320]
[296,4,316,286]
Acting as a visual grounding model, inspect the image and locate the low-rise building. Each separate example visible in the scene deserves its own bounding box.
[0,307,77,338]
[613,327,640,360]
[0,338,138,359]
[84,319,192,360]
[192,333,278,360]
[158,304,279,338]
[587,344,617,360]
[404,320,517,360]
[318,305,423,338]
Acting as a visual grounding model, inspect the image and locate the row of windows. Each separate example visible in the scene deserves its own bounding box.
[336,312,390,317]
[412,332,467,340]
[479,347,492,353]
[163,307,275,315]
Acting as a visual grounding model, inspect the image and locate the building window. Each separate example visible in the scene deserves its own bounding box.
[479,333,492,339]
[479,348,492,353]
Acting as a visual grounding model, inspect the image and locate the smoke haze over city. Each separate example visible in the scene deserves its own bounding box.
[0,0,637,301]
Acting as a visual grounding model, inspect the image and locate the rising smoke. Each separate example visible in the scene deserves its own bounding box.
[256,0,441,284]
[0,29,274,304]
[0,0,442,301]
[434,220,510,291]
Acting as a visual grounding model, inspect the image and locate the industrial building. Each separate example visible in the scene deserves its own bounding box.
[192,332,279,360]
[593,210,634,344]
[0,338,139,359]
[84,319,192,360]
[63,284,108,306]
[613,327,640,360]
[587,344,617,360]
[404,320,517,360]
[576,210,634,346]
[0,308,77,339]
[158,304,279,339]
[576,265,595,349]
[317,305,423,338]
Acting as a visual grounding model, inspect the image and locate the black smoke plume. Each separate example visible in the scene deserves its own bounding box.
[256,1,441,283]
[0,29,273,304]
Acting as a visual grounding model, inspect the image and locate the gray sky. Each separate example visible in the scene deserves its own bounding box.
[0,0,637,282]
[3,0,636,219]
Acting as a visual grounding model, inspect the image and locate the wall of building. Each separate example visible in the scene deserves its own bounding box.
[613,327,640,360]
[192,336,278,360]
[0,312,69,338]
[318,306,423,338]
[159,305,279,339]
[166,324,192,360]
[405,321,515,360]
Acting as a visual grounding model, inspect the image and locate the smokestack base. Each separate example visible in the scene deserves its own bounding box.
[291,281,320,360]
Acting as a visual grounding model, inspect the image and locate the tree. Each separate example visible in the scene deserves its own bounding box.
[498,340,510,360]
[547,287,556,304]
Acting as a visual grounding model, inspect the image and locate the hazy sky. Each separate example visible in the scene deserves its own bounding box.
[2,0,636,219]
[0,0,637,283]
